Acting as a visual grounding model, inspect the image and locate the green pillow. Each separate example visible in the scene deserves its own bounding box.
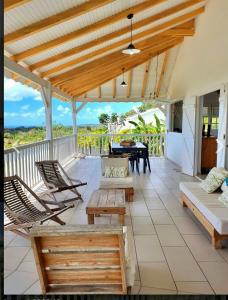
[104,166,128,178]
[200,167,228,193]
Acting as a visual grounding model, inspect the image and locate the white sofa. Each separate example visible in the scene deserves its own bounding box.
[180,181,228,248]
[99,157,134,202]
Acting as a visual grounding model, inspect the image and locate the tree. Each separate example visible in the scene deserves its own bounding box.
[111,112,118,123]
[98,113,110,125]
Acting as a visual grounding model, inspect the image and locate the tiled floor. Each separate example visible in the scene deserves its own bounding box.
[4,157,228,295]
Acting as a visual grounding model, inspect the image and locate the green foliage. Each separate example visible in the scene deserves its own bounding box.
[128,113,165,134]
[98,113,110,125]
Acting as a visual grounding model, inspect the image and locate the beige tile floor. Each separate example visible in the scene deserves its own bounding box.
[4,157,228,295]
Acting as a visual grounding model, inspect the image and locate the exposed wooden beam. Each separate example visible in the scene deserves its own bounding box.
[41,25,185,78]
[51,35,171,85]
[62,39,183,97]
[13,0,165,61]
[4,0,31,11]
[155,51,170,97]
[28,0,202,70]
[4,0,114,44]
[141,60,152,98]
[127,70,133,98]
[112,79,116,98]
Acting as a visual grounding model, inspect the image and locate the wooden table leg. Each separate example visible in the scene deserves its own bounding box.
[88,214,94,224]
[118,214,125,225]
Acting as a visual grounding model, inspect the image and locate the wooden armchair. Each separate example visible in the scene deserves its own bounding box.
[4,175,72,239]
[35,160,87,207]
[30,225,136,294]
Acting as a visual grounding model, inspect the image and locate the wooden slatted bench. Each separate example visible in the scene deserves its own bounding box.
[86,189,126,225]
[30,225,135,294]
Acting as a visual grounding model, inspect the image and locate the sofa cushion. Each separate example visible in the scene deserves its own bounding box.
[101,157,129,176]
[218,191,228,207]
[200,167,228,193]
[180,182,228,234]
[123,226,136,287]
[99,176,133,189]
[104,166,128,178]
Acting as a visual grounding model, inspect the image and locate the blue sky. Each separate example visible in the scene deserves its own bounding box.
[4,77,142,128]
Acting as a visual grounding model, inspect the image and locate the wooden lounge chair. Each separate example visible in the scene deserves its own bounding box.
[35,160,87,207]
[4,175,72,239]
[30,225,136,294]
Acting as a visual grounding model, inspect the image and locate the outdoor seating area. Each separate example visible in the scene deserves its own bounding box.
[4,0,228,296]
[4,157,228,294]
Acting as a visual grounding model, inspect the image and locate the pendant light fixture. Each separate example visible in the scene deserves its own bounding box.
[122,13,140,55]
[120,68,128,87]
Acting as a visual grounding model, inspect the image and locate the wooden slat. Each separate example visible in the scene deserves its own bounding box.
[141,60,152,97]
[13,0,165,61]
[127,70,133,98]
[43,252,120,267]
[28,0,201,70]
[4,0,31,11]
[40,234,119,249]
[56,38,184,96]
[155,51,169,97]
[48,285,123,294]
[4,0,114,44]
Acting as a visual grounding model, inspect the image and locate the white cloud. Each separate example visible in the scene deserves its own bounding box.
[21,105,30,110]
[4,112,19,117]
[86,107,91,112]
[4,77,42,102]
[93,105,112,116]
[57,104,70,114]
[37,107,45,116]
[21,112,34,118]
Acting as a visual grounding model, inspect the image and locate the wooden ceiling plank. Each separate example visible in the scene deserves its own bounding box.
[62,39,183,97]
[155,51,170,97]
[127,70,133,98]
[51,36,174,86]
[4,0,31,11]
[28,0,201,70]
[13,0,165,61]
[141,60,152,98]
[5,0,115,44]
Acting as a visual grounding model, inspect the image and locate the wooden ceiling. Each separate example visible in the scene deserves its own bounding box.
[4,0,206,101]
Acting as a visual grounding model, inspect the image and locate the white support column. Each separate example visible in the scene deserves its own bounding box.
[41,83,53,159]
[164,104,172,157]
[71,101,77,155]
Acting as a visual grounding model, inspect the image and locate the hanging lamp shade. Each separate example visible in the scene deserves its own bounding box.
[120,68,128,87]
[122,14,140,55]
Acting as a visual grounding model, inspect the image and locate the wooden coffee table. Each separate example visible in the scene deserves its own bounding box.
[86,189,126,225]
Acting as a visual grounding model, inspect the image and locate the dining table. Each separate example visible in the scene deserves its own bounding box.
[111,142,148,173]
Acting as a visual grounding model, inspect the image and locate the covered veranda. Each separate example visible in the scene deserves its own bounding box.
[4,0,228,295]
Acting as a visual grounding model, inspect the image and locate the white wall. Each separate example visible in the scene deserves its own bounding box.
[166,0,228,175]
[166,133,183,168]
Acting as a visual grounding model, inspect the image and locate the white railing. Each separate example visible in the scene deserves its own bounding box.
[4,135,76,187]
[77,133,165,157]
[4,133,164,188]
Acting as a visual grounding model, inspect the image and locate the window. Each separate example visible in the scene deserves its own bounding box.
[171,101,183,133]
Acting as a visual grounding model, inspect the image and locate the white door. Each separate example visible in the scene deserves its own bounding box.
[217,84,228,168]
[182,96,197,176]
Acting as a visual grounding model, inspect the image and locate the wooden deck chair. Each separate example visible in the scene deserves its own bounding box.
[30,225,136,294]
[4,175,73,239]
[35,160,87,207]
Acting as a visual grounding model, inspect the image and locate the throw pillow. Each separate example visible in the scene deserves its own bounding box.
[218,191,228,207]
[104,166,128,178]
[200,167,228,193]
